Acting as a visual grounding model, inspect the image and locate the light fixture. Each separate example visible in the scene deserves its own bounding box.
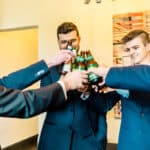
[96,0,101,3]
[84,0,102,4]
[84,0,91,4]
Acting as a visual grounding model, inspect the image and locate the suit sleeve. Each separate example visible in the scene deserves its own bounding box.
[89,91,120,113]
[105,65,150,92]
[40,71,53,87]
[0,60,49,90]
[0,83,65,118]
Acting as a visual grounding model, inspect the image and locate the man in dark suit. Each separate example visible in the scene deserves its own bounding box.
[38,22,117,150]
[0,70,88,118]
[106,65,150,92]
[0,49,88,117]
[90,30,150,150]
[0,50,74,89]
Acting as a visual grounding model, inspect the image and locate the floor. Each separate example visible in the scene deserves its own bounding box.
[107,143,117,150]
[2,135,37,150]
[1,136,117,150]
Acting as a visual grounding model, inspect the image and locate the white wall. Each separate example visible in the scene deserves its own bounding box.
[0,0,113,64]
[0,28,38,148]
[112,0,150,14]
[1,0,149,63]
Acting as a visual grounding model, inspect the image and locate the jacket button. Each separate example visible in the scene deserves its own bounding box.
[36,70,45,76]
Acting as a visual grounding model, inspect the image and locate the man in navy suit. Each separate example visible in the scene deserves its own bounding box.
[0,50,89,117]
[38,22,117,150]
[0,70,88,118]
[0,50,74,90]
[90,29,150,150]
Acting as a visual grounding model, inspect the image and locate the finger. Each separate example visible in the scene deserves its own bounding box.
[65,55,71,62]
[62,50,74,57]
[77,88,83,92]
[98,81,105,86]
[92,85,97,88]
[81,74,88,79]
[68,51,74,56]
[82,79,88,84]
[71,57,75,63]
[80,70,88,74]
[95,87,98,92]
[60,75,65,80]
[79,84,86,90]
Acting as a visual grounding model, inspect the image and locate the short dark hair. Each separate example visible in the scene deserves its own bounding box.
[121,29,150,45]
[57,22,79,39]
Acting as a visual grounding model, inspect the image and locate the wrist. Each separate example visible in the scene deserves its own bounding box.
[99,67,109,78]
[57,80,67,99]
[44,59,54,68]
[60,78,70,91]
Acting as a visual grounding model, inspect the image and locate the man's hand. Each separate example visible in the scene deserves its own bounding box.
[45,50,75,68]
[61,71,88,91]
[88,65,110,79]
[88,65,110,93]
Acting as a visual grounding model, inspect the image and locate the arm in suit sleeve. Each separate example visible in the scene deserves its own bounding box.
[105,65,150,92]
[90,91,120,113]
[40,70,53,87]
[0,83,65,118]
[0,60,49,89]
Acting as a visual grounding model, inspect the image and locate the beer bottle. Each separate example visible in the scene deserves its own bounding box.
[76,50,90,100]
[60,43,72,75]
[86,50,102,85]
[71,48,78,71]
[77,51,86,71]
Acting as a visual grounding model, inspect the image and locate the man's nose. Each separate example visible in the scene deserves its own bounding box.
[129,49,135,56]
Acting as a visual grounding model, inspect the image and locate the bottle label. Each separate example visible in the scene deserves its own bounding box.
[78,66,86,70]
[86,56,93,61]
[87,63,98,69]
[75,56,80,62]
[62,63,71,73]
[88,73,99,81]
[78,57,84,62]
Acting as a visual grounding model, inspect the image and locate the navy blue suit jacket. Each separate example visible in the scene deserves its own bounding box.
[104,65,150,150]
[38,65,118,150]
[0,60,48,90]
[106,65,150,92]
[0,83,66,118]
[0,60,66,117]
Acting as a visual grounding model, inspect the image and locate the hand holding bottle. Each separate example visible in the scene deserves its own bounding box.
[45,50,74,68]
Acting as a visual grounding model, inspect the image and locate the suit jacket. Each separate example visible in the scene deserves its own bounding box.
[0,60,49,90]
[38,65,118,150]
[104,65,150,150]
[106,65,150,92]
[0,83,65,118]
[0,60,59,117]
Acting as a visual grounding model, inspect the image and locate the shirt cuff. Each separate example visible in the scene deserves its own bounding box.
[57,80,67,100]
[116,89,130,98]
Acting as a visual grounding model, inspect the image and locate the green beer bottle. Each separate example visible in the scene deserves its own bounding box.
[76,50,90,100]
[71,48,78,71]
[86,50,102,85]
[60,43,72,75]
[77,51,86,71]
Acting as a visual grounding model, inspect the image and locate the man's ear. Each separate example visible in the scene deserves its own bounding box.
[57,40,61,49]
[146,43,150,51]
[79,36,81,42]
